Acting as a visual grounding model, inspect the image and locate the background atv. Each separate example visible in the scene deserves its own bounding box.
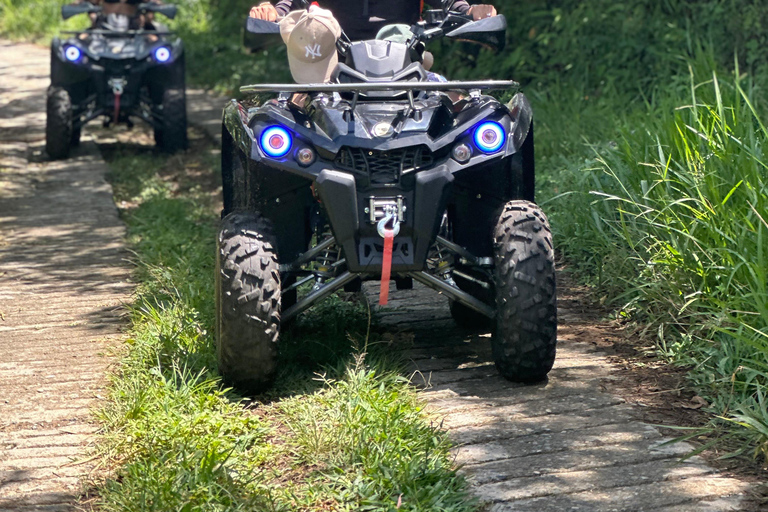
[217,6,556,392]
[47,2,187,159]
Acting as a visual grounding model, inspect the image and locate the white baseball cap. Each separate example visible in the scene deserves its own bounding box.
[279,6,342,84]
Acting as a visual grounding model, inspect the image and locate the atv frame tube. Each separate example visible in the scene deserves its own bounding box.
[240,80,519,94]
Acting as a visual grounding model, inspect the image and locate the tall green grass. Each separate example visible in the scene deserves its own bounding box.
[551,65,768,460]
[0,0,88,39]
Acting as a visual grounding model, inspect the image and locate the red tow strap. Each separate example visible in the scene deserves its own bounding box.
[378,228,394,305]
[113,93,121,125]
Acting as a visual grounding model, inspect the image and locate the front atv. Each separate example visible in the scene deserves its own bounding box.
[46,2,187,159]
[217,11,556,392]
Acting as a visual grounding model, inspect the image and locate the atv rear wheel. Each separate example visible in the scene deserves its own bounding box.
[216,212,281,393]
[155,88,187,153]
[491,201,557,382]
[46,87,73,160]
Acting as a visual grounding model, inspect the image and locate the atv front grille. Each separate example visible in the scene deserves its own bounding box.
[334,146,434,184]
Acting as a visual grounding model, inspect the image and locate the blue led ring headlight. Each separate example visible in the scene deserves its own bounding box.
[474,121,506,153]
[260,126,292,158]
[153,46,172,63]
[64,45,82,63]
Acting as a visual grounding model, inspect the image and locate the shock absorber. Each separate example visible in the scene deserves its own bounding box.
[311,230,342,287]
[426,240,455,282]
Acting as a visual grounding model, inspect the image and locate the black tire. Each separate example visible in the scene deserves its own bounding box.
[492,200,557,382]
[216,212,281,393]
[45,86,73,160]
[156,88,187,153]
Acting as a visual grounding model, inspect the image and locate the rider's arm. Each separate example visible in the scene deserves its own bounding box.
[250,0,297,20]
[425,0,496,19]
[425,0,470,13]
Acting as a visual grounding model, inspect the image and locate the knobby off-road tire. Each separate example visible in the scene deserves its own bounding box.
[46,86,73,160]
[156,88,188,153]
[492,200,557,382]
[216,212,281,393]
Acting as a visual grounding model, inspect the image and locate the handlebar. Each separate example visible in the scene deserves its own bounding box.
[61,2,177,20]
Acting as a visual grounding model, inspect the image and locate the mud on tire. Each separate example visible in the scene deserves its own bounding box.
[46,86,73,160]
[216,212,281,393]
[492,200,557,382]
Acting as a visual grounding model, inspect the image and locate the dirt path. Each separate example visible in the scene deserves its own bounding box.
[0,41,130,510]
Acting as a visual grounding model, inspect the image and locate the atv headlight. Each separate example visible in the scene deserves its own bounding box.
[64,45,83,63]
[153,46,172,63]
[260,126,292,158]
[474,121,506,154]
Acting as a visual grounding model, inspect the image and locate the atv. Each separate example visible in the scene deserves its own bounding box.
[217,3,556,392]
[47,1,187,159]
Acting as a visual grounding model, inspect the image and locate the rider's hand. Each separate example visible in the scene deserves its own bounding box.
[467,4,497,20]
[249,2,278,21]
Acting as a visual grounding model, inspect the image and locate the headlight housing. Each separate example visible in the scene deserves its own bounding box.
[64,45,83,63]
[260,126,293,158]
[473,121,506,154]
[153,46,172,63]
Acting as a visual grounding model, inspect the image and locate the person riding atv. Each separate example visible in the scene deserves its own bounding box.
[249,0,497,41]
[46,0,186,158]
[77,0,165,31]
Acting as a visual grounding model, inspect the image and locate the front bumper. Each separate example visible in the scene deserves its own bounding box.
[314,165,453,273]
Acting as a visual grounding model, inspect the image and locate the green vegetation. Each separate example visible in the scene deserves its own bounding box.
[3,0,766,478]
[93,135,473,510]
[552,66,768,460]
[0,0,88,39]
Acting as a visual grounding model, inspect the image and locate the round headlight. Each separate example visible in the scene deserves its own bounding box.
[452,143,472,163]
[260,126,292,158]
[296,147,316,166]
[153,46,171,63]
[473,121,506,154]
[64,45,82,63]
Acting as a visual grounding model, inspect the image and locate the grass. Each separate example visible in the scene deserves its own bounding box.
[545,63,768,461]
[90,130,475,511]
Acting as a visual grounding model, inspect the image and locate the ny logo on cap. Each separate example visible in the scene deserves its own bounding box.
[305,44,322,59]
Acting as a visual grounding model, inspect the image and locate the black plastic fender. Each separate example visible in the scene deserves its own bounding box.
[314,169,360,269]
[506,92,533,154]
[412,165,454,267]
[222,100,255,158]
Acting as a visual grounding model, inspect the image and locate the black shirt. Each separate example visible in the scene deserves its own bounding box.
[273,0,470,41]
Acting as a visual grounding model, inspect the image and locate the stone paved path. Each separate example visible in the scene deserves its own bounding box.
[0,41,130,510]
[366,282,751,511]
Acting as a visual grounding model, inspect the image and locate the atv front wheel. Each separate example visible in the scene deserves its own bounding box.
[216,212,281,393]
[46,87,73,160]
[155,88,187,153]
[492,201,557,382]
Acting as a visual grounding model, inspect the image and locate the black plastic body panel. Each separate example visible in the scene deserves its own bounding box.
[221,86,534,274]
